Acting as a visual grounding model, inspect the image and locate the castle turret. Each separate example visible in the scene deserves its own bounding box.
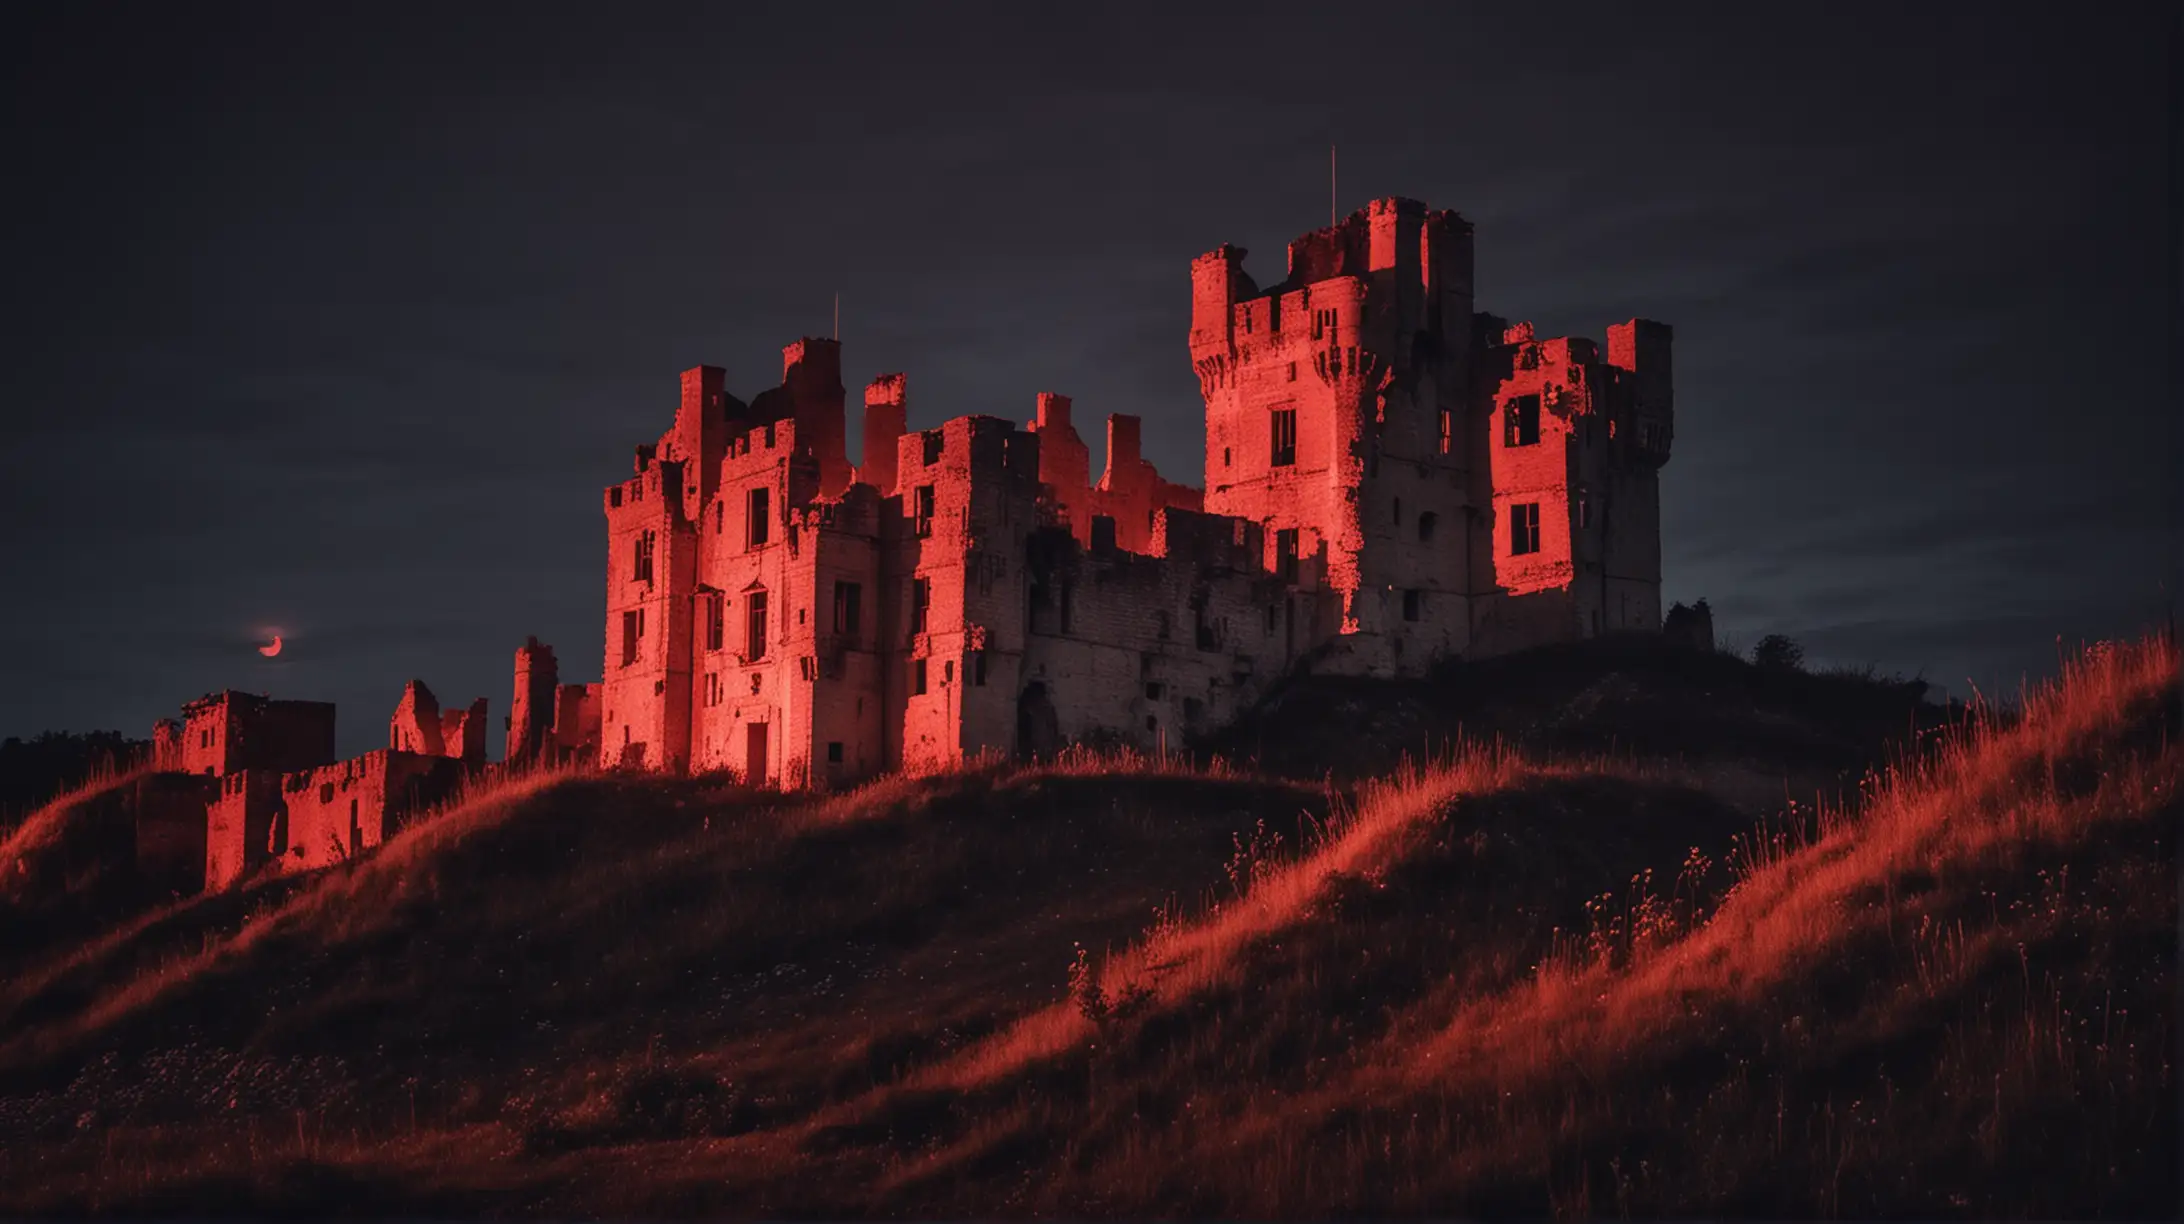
[860,373,906,498]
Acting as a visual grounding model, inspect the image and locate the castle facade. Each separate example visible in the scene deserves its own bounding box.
[599,197,1675,785]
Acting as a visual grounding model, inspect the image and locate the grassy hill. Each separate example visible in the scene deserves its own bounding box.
[0,636,2171,1217]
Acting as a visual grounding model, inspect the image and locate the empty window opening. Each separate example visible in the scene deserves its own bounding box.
[922,429,944,466]
[1275,528,1300,583]
[1145,681,1165,700]
[1418,511,1437,542]
[910,577,930,636]
[714,502,724,534]
[1510,502,1542,556]
[912,657,928,696]
[1270,409,1298,467]
[833,581,862,636]
[746,590,770,659]
[914,484,936,537]
[621,610,640,667]
[706,593,725,652]
[632,531,655,582]
[827,741,844,763]
[746,487,770,548]
[1504,394,1541,447]
[1403,589,1422,621]
[970,650,988,686]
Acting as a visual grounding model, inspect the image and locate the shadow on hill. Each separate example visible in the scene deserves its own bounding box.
[1206,636,1950,785]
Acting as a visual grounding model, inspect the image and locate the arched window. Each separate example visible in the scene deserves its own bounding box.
[1418,511,1438,543]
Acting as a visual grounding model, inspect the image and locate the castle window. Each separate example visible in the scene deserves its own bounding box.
[1222,446,1231,468]
[1504,395,1541,447]
[1577,488,1592,529]
[833,581,862,637]
[715,502,724,534]
[1287,361,1297,382]
[704,672,722,708]
[632,531,655,582]
[621,610,639,667]
[1438,408,1453,454]
[611,487,623,508]
[1275,528,1300,583]
[910,577,929,636]
[944,659,955,684]
[970,650,987,686]
[1402,589,1422,622]
[1510,502,1542,556]
[764,422,777,449]
[1418,511,1438,543]
[914,485,935,537]
[1145,682,1165,700]
[1270,409,1297,467]
[922,430,944,466]
[746,590,769,660]
[706,594,725,652]
[1192,596,1215,651]
[827,741,844,763]
[912,657,928,696]
[747,487,770,549]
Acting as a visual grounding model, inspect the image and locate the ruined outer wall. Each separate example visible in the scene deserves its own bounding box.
[277,750,459,875]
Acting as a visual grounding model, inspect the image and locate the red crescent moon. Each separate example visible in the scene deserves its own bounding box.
[259,635,283,658]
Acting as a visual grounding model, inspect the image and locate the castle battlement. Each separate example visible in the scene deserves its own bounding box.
[155,194,1679,884]
[583,195,1676,783]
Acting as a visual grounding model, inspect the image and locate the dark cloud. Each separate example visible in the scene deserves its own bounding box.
[1,0,2172,754]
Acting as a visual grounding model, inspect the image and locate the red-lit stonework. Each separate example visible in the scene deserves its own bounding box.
[600,198,1675,786]
[141,196,1671,892]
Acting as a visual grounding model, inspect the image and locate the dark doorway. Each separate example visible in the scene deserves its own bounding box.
[745,722,769,787]
[1015,682,1061,760]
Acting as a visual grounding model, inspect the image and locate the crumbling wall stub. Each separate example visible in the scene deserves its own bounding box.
[389,680,444,756]
[507,637,559,763]
[550,683,603,764]
[204,768,281,891]
[130,773,218,897]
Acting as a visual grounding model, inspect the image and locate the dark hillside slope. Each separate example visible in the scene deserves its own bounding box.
[0,636,2168,1218]
[1208,636,1951,790]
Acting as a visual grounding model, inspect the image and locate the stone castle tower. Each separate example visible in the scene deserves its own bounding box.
[598,198,1675,785]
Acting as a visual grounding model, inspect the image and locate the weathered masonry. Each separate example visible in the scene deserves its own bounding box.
[601,197,1675,785]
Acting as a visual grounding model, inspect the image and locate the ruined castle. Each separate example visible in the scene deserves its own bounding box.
[599,197,1673,786]
[135,196,1674,894]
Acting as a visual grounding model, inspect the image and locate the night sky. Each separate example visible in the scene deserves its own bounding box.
[4,3,2175,757]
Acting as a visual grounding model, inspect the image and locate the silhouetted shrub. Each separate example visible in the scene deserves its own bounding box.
[1752,634,1805,672]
